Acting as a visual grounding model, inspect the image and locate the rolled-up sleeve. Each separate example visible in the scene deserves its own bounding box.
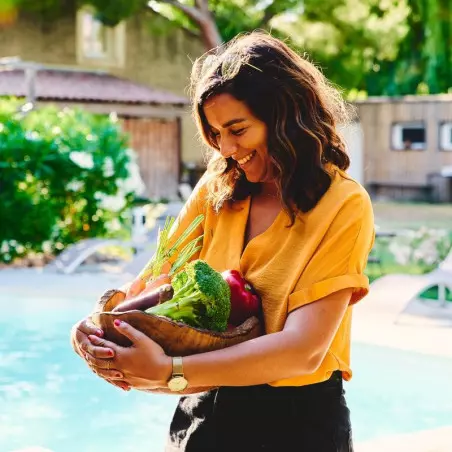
[288,191,375,312]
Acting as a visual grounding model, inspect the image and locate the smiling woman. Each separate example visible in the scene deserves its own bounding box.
[203,93,270,184]
[71,31,375,452]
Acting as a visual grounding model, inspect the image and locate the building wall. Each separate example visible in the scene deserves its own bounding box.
[0,9,205,165]
[355,97,452,200]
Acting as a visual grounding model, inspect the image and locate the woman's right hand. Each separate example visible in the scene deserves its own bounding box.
[70,316,131,391]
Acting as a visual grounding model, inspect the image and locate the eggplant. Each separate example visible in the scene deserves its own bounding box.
[111,284,174,313]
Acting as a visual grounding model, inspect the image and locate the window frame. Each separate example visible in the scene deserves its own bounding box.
[76,7,126,68]
[390,121,427,151]
[439,121,452,152]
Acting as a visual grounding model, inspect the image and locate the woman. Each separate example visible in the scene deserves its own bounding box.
[71,32,374,451]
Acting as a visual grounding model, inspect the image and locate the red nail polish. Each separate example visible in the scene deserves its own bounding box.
[107,350,114,357]
[114,319,121,327]
[96,329,103,337]
[116,373,122,378]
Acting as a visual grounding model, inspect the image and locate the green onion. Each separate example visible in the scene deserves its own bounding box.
[139,214,204,281]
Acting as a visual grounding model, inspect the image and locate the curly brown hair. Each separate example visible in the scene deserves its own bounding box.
[190,31,353,224]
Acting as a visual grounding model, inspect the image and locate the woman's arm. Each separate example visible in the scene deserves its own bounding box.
[84,288,352,390]
[177,288,352,387]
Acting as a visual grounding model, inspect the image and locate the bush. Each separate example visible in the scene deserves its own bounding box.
[0,99,145,264]
[387,227,451,272]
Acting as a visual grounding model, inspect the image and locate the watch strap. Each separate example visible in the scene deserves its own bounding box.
[172,356,184,377]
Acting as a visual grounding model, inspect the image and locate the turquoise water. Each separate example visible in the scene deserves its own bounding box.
[1,294,452,452]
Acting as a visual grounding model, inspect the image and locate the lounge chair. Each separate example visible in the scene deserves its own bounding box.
[46,237,144,275]
[371,247,452,306]
[358,247,452,328]
[46,202,184,275]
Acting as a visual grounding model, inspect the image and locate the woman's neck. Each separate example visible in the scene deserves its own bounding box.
[259,181,279,198]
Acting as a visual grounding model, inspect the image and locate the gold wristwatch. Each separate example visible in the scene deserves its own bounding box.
[167,356,188,392]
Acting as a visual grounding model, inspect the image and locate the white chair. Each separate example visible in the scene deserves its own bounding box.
[47,206,153,275]
[361,247,452,328]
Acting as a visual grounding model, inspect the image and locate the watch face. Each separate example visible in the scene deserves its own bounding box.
[168,376,188,392]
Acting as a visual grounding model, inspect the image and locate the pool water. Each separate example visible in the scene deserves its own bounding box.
[1,294,452,452]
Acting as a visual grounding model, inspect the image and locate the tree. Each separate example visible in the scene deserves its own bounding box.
[272,0,411,95]
[13,0,451,95]
[13,0,303,50]
[390,0,451,95]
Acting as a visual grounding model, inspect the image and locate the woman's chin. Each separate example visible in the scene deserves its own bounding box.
[242,169,266,184]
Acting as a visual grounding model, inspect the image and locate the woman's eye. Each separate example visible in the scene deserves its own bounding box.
[231,128,245,136]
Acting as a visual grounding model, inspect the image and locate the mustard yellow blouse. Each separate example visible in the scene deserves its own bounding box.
[167,165,375,387]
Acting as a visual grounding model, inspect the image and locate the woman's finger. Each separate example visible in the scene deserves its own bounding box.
[77,318,103,337]
[113,319,148,345]
[71,325,95,359]
[87,334,119,358]
[87,357,124,380]
[94,367,124,381]
[85,342,115,360]
[107,379,131,391]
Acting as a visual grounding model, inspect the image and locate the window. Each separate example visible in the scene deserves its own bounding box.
[439,122,452,151]
[76,8,126,67]
[391,122,426,150]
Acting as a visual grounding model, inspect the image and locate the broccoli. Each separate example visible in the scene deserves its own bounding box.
[145,260,231,332]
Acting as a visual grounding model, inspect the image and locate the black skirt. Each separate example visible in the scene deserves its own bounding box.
[165,371,353,452]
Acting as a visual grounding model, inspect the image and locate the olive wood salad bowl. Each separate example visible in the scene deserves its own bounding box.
[91,287,263,356]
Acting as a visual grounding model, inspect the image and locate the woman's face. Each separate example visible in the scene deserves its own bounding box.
[203,93,273,184]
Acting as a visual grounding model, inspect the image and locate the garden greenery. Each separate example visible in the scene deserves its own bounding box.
[0,99,145,264]
[388,227,451,272]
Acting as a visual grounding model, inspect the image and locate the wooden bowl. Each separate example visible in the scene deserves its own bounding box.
[91,289,263,356]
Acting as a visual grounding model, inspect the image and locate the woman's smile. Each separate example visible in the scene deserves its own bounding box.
[236,150,256,167]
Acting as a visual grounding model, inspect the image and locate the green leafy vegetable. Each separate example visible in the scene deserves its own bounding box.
[146,260,231,332]
[138,214,204,282]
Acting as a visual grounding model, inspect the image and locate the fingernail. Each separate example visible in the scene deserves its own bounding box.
[114,319,121,327]
[107,350,114,357]
[96,329,104,337]
[115,373,122,378]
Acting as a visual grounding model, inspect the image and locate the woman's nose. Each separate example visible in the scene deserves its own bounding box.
[218,135,238,159]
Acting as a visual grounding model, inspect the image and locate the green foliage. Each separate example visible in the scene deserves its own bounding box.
[83,0,147,26]
[0,99,138,263]
[14,0,452,96]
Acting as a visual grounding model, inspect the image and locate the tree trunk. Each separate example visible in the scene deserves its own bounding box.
[159,0,223,50]
[198,12,222,49]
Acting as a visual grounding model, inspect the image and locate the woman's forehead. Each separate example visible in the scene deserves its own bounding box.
[203,93,252,127]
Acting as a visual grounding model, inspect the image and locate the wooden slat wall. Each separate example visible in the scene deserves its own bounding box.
[357,100,452,186]
[121,117,180,199]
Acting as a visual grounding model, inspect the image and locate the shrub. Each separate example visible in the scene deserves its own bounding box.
[388,227,451,272]
[0,99,145,264]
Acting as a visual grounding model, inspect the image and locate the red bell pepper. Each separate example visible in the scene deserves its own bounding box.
[221,270,261,326]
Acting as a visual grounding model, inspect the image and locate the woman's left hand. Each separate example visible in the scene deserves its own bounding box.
[84,319,171,390]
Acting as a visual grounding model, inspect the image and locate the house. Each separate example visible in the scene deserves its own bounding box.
[0,6,206,199]
[346,95,452,203]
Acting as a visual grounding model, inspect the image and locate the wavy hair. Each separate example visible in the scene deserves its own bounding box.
[190,31,353,224]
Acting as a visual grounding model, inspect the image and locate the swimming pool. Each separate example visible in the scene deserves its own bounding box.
[1,294,451,452]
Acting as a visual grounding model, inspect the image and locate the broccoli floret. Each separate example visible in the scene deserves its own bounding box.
[145,260,231,332]
[171,270,188,293]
